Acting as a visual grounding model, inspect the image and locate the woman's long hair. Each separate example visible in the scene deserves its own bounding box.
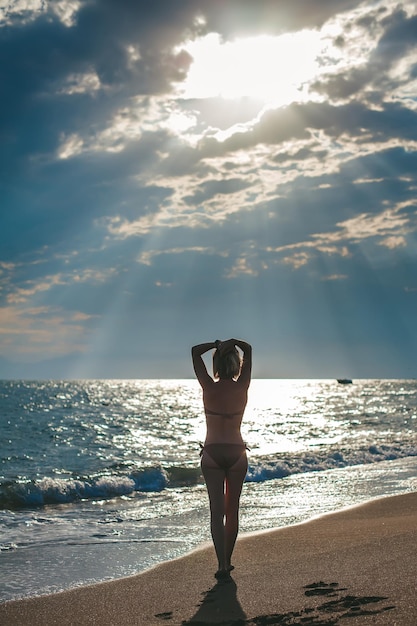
[213,347,241,380]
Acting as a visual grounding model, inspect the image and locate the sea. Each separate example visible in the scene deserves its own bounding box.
[1,379,417,602]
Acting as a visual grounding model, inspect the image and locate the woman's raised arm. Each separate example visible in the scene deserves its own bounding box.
[191,342,217,386]
[232,339,252,385]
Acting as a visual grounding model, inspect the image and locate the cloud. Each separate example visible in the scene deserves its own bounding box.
[57,69,102,96]
[224,257,259,278]
[199,100,417,160]
[138,246,219,266]
[264,196,415,270]
[3,267,118,305]
[379,236,407,249]
[310,5,417,102]
[0,304,94,360]
[321,274,349,281]
[336,205,411,243]
[6,274,66,305]
[0,0,82,27]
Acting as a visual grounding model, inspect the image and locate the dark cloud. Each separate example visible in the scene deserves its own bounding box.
[0,0,198,178]
[377,8,417,62]
[0,127,173,262]
[312,9,417,101]
[183,177,252,206]
[198,100,417,160]
[158,143,213,177]
[272,146,329,164]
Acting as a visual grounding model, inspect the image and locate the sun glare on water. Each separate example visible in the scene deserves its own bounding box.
[178,31,323,108]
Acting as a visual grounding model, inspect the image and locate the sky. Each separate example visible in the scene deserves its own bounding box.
[1,0,417,379]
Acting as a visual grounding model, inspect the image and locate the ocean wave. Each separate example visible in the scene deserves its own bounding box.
[246,442,417,482]
[0,465,202,509]
[1,442,416,509]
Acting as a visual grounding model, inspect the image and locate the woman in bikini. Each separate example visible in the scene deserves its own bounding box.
[191,338,252,579]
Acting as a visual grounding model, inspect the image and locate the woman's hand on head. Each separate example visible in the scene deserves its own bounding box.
[216,338,236,355]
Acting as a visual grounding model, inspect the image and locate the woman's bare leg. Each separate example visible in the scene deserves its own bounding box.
[201,453,227,571]
[224,453,248,569]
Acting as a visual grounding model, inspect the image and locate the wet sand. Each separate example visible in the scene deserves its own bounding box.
[1,491,416,625]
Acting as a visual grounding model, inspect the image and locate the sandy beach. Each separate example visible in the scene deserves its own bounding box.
[1,491,416,625]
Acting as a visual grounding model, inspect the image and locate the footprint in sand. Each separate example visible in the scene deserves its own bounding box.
[304,581,344,597]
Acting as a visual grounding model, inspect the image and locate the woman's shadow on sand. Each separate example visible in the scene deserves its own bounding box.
[181,577,247,625]
[179,579,394,626]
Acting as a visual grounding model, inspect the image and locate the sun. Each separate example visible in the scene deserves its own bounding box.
[176,31,323,108]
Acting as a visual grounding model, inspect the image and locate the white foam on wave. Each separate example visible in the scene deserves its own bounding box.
[246,442,417,482]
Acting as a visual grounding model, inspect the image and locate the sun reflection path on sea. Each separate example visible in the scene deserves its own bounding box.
[243,379,348,456]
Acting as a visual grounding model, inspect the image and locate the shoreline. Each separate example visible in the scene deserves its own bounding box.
[1,491,416,625]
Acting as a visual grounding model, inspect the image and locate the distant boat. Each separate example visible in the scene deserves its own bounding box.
[337,378,353,384]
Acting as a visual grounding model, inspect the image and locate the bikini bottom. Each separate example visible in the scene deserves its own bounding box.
[201,443,247,470]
